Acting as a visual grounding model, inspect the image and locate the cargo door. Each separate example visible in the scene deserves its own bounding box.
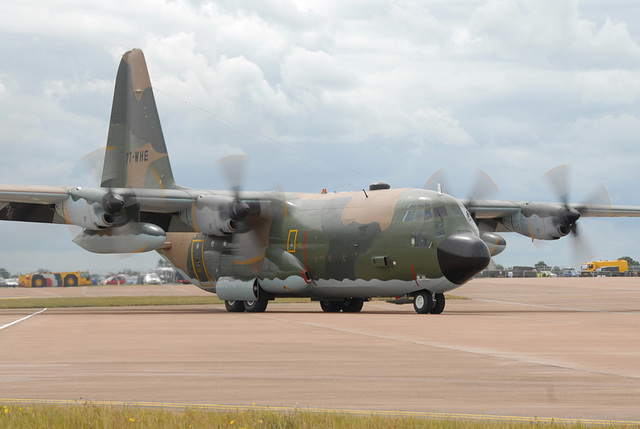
[190,239,213,286]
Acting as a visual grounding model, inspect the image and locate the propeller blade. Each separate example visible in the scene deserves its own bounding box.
[581,183,612,216]
[217,154,248,195]
[79,147,106,183]
[544,164,571,205]
[424,168,450,194]
[468,169,500,201]
[569,223,596,265]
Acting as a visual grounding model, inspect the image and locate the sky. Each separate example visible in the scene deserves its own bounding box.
[1,0,640,275]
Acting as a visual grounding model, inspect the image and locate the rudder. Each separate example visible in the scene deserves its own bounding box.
[101,49,177,189]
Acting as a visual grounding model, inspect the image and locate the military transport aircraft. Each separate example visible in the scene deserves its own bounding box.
[2,49,640,314]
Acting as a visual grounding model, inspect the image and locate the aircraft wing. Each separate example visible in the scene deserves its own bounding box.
[569,203,640,217]
[462,198,640,241]
[0,185,197,226]
[0,185,70,224]
[463,199,640,218]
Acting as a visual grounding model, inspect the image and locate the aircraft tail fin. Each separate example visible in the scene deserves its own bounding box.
[100,49,177,189]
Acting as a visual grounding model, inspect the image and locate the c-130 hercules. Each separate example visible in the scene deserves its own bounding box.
[2,49,640,314]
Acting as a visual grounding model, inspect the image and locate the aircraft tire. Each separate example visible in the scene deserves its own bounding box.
[430,293,445,314]
[413,290,433,314]
[342,298,364,313]
[244,297,268,312]
[320,301,342,312]
[225,300,245,312]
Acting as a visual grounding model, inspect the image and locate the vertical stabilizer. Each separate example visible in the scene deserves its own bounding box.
[101,49,176,189]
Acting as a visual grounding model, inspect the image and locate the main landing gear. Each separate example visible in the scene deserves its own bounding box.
[412,290,445,314]
[320,297,366,313]
[224,296,270,312]
[223,286,270,313]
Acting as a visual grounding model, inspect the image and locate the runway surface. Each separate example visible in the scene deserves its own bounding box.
[1,277,640,423]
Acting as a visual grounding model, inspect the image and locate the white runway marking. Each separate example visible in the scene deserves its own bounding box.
[0,308,47,331]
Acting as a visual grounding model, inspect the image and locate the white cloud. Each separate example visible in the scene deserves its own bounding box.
[1,0,640,271]
[468,0,640,67]
[576,70,640,105]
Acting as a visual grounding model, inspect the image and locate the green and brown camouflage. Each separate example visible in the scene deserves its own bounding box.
[101,49,176,190]
[2,49,640,314]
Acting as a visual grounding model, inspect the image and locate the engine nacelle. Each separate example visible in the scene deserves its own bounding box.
[501,212,567,240]
[179,195,238,235]
[56,197,112,230]
[72,222,166,254]
[479,231,507,256]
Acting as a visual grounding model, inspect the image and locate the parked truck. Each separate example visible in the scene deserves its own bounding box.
[19,271,92,287]
[580,260,629,277]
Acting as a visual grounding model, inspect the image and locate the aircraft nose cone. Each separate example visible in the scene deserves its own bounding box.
[437,233,491,285]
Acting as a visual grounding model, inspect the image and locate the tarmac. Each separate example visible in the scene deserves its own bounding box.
[1,277,640,423]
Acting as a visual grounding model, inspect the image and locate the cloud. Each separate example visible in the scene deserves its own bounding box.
[468,0,640,67]
[1,0,640,271]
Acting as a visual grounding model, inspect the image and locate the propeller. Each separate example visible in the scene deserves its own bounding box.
[217,155,251,231]
[543,164,607,264]
[216,155,268,270]
[102,191,126,224]
[543,165,581,235]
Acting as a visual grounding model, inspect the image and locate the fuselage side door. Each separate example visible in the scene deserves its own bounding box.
[190,238,213,286]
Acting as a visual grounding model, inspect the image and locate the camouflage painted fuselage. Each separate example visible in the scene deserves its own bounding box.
[160,186,483,300]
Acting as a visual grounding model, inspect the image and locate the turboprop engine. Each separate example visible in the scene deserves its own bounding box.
[55,189,126,230]
[178,194,251,235]
[73,222,166,254]
[501,203,580,240]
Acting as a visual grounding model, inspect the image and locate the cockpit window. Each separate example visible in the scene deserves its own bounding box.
[403,209,433,222]
[413,209,425,222]
[434,206,448,218]
[403,200,433,223]
[447,205,463,217]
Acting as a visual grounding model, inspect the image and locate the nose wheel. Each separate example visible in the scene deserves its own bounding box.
[413,290,433,314]
[413,291,446,314]
[431,293,445,314]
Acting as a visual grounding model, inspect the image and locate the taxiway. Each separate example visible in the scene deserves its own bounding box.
[1,277,639,423]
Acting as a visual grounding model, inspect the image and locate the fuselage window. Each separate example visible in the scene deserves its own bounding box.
[403,210,414,222]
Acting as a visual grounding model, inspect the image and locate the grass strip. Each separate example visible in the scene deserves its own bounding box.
[0,403,625,429]
[0,295,222,309]
[0,295,325,309]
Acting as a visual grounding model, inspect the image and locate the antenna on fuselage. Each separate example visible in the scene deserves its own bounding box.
[437,183,443,195]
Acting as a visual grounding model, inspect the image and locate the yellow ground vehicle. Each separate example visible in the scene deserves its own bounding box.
[18,271,92,287]
[580,260,629,276]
